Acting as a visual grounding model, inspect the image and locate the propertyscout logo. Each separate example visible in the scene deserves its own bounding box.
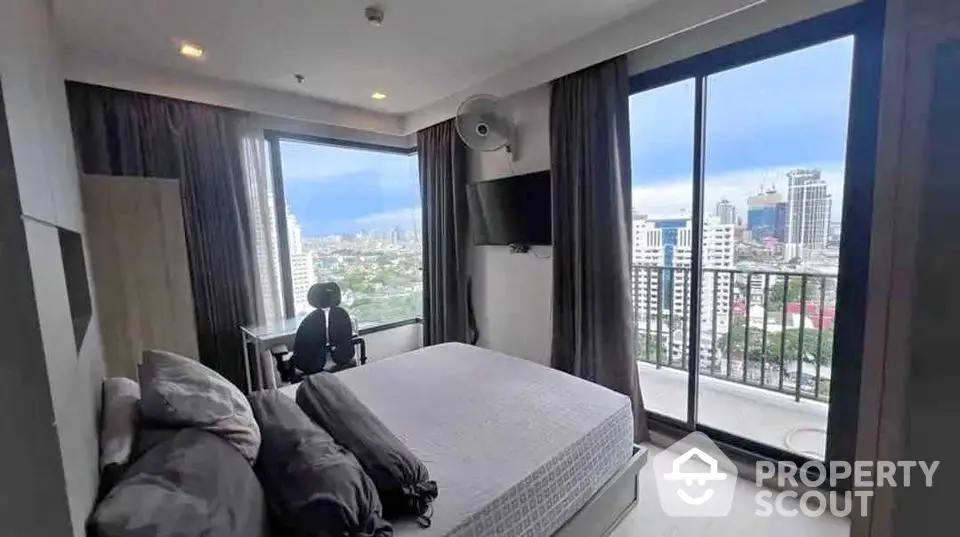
[653,433,940,518]
[652,432,738,517]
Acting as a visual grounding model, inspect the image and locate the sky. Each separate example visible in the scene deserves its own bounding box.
[279,141,420,236]
[630,36,855,222]
[280,36,855,237]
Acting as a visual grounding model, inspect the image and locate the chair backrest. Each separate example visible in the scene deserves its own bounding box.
[310,282,356,367]
[292,308,327,374]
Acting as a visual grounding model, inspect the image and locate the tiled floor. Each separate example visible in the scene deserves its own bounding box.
[638,363,830,459]
[608,446,850,537]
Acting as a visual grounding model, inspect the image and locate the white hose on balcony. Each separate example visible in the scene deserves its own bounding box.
[784,426,827,459]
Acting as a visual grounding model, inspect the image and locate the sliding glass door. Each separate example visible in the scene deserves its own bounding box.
[630,78,697,423]
[629,4,881,468]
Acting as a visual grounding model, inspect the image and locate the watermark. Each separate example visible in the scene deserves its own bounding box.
[653,433,940,518]
[651,432,738,517]
[754,459,939,517]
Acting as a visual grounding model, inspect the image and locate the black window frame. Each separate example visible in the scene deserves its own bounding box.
[629,0,886,482]
[264,130,422,332]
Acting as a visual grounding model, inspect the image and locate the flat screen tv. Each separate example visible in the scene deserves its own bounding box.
[467,170,551,246]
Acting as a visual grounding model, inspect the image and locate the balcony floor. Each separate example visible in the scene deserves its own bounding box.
[638,361,829,458]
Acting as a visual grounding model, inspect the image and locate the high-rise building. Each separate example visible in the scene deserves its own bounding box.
[774,202,788,242]
[632,215,735,361]
[287,211,317,314]
[715,199,737,226]
[746,188,784,242]
[785,169,831,261]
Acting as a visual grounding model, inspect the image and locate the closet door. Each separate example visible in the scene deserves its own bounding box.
[82,175,198,378]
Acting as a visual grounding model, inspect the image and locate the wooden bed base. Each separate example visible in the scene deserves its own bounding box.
[554,445,648,537]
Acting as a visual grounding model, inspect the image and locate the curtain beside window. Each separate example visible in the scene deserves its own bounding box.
[417,119,476,345]
[237,119,284,325]
[66,83,256,389]
[550,56,649,442]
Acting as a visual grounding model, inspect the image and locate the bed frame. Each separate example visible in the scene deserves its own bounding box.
[553,445,648,537]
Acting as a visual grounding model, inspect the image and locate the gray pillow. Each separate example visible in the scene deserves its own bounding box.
[91,429,270,537]
[138,349,260,462]
[100,377,141,471]
[99,377,141,496]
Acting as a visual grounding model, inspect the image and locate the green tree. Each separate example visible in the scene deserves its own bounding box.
[718,321,833,367]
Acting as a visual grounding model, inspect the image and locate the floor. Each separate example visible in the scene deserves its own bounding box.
[638,362,830,458]
[608,445,850,537]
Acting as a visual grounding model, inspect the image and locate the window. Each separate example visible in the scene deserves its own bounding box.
[628,2,880,468]
[269,136,421,328]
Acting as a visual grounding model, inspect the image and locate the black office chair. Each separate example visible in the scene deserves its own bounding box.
[274,283,367,383]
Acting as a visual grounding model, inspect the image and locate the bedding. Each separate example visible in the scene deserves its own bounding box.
[280,342,634,537]
[98,377,141,496]
[139,349,261,462]
[90,428,270,537]
[297,372,438,522]
[250,391,392,537]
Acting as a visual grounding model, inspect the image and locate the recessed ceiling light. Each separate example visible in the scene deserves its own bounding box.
[371,92,388,101]
[179,43,204,59]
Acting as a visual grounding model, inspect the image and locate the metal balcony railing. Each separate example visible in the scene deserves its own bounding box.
[631,265,836,402]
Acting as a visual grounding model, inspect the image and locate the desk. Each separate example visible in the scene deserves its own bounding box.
[241,314,309,391]
[240,316,422,392]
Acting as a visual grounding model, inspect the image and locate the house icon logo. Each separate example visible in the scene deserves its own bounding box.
[652,432,737,517]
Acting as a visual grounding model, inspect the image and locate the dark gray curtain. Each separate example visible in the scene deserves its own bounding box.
[550,57,649,442]
[417,119,474,345]
[66,83,255,389]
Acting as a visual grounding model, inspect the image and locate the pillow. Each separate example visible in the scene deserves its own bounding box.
[249,390,392,537]
[297,373,438,522]
[138,349,260,462]
[98,377,141,496]
[90,429,270,537]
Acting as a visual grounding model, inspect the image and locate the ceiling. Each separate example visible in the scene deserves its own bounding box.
[53,0,660,115]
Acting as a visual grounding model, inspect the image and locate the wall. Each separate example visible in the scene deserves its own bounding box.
[0,0,106,536]
[363,323,424,362]
[468,85,553,365]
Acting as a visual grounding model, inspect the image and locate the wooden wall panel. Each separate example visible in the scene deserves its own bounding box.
[81,175,198,378]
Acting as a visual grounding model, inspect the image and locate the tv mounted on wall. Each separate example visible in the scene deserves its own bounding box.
[467,170,552,247]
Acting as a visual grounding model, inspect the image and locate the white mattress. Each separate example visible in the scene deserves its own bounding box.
[280,343,633,537]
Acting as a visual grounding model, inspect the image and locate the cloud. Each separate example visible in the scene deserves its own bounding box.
[352,206,421,230]
[633,163,846,221]
[279,139,417,185]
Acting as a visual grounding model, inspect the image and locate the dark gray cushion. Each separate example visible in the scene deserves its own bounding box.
[297,373,438,521]
[90,429,270,537]
[249,390,393,537]
[139,349,260,462]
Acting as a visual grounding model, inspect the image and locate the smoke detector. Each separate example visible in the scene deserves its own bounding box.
[365,5,384,27]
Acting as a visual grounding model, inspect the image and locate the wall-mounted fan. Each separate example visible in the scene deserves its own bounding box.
[455,95,515,156]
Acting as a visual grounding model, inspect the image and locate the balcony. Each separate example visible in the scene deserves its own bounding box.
[632,266,837,458]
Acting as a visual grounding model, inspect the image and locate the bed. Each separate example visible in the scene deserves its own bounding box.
[280,342,647,537]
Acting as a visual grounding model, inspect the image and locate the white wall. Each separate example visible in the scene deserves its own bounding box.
[468,85,554,365]
[0,1,105,535]
[363,323,423,362]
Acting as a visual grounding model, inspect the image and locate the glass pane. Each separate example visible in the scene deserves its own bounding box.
[629,79,696,423]
[278,141,422,326]
[697,36,855,459]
